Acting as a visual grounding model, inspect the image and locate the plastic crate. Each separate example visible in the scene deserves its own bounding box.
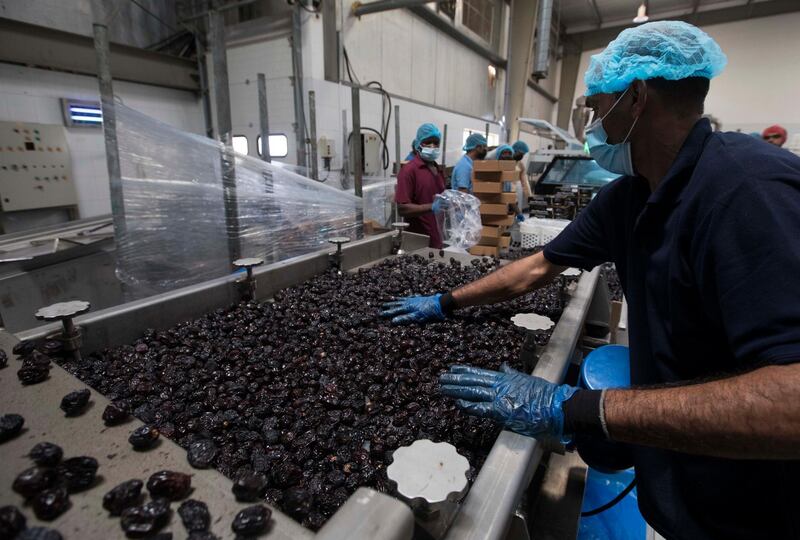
[520,218,570,249]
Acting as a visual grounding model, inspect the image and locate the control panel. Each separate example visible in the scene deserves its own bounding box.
[0,121,78,212]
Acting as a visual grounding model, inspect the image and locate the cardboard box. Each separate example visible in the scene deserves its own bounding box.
[473,181,503,193]
[473,160,517,171]
[480,203,512,216]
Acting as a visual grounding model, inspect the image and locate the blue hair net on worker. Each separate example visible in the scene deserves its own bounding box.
[512,140,530,154]
[495,144,514,159]
[414,123,442,151]
[463,133,487,151]
[584,20,727,96]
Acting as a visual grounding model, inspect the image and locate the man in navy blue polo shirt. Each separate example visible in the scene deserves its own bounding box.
[382,21,800,539]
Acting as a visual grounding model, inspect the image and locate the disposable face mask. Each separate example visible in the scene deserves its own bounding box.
[420,146,440,162]
[585,88,638,176]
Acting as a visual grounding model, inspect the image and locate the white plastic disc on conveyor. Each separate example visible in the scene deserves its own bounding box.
[35,300,91,321]
[561,267,582,277]
[327,237,351,244]
[232,257,264,268]
[387,440,470,511]
[511,312,555,332]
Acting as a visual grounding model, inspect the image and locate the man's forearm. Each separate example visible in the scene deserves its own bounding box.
[397,203,433,218]
[450,252,564,308]
[603,364,800,459]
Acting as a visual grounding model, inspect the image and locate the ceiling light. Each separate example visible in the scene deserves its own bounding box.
[633,3,649,23]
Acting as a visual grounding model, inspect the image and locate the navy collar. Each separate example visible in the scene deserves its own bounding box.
[646,118,713,206]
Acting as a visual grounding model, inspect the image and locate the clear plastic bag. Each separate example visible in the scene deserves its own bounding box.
[435,189,482,250]
[114,104,363,295]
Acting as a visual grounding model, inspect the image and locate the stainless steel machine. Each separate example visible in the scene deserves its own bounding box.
[2,230,608,539]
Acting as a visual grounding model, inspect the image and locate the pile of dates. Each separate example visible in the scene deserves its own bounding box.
[58,255,565,529]
[601,263,624,302]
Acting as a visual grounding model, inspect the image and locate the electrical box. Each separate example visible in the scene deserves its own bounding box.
[318,136,335,158]
[0,121,78,212]
[362,133,381,175]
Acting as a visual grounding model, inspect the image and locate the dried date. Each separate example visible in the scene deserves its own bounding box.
[103,479,144,516]
[146,470,192,501]
[28,442,63,466]
[56,456,98,492]
[231,470,267,502]
[231,505,271,536]
[0,413,24,443]
[129,425,160,450]
[187,439,217,469]
[59,389,91,416]
[178,499,210,533]
[120,498,171,538]
[12,467,58,499]
[103,402,130,426]
[0,505,26,539]
[31,486,70,521]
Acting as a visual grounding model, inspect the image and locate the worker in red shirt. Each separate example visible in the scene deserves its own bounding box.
[395,123,448,248]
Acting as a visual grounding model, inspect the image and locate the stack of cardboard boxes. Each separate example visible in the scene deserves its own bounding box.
[468,160,518,257]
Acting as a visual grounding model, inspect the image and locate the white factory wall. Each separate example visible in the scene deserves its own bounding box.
[338,7,505,122]
[0,63,204,219]
[571,12,800,147]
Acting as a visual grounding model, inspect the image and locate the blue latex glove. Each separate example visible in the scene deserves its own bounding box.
[381,293,446,324]
[431,195,450,214]
[440,364,577,443]
[516,213,526,222]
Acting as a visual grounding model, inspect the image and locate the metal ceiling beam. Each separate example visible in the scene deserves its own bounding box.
[587,0,602,27]
[0,17,198,91]
[352,0,444,17]
[407,5,507,67]
[573,0,800,51]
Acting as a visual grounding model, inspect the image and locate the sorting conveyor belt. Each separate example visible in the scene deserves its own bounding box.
[4,230,603,539]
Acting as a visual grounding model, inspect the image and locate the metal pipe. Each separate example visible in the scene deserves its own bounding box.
[351,86,363,198]
[90,0,125,239]
[195,33,214,139]
[446,268,601,540]
[208,5,239,262]
[257,73,271,162]
[309,91,319,180]
[290,5,308,170]
[208,7,232,142]
[394,104,401,174]
[533,0,554,79]
[485,123,490,142]
[352,0,444,18]
[341,109,350,189]
[441,123,448,170]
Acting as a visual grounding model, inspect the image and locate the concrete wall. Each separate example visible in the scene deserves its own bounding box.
[571,12,800,148]
[1,0,180,49]
[0,63,203,219]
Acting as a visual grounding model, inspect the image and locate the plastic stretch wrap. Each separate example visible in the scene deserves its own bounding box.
[435,189,482,249]
[115,105,363,293]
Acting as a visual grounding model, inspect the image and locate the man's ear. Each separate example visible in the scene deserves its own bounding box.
[630,79,648,118]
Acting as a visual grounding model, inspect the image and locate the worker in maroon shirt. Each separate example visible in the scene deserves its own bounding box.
[395,123,448,248]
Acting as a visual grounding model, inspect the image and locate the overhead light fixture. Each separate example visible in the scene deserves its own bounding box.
[61,98,103,127]
[633,2,649,23]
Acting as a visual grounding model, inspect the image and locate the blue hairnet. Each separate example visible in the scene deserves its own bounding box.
[584,21,726,96]
[414,123,441,151]
[463,133,487,151]
[495,144,514,159]
[512,140,530,154]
